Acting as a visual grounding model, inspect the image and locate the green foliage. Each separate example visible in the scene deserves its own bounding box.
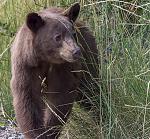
[0,0,150,138]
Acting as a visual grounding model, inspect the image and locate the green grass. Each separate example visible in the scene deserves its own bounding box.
[0,0,150,138]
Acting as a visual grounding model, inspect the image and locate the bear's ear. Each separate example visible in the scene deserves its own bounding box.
[26,12,45,33]
[63,3,80,22]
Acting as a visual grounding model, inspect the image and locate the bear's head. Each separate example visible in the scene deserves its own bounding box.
[26,3,81,64]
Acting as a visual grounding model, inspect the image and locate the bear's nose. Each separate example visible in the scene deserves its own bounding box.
[73,47,81,59]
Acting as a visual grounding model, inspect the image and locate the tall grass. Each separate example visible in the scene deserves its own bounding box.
[0,0,150,138]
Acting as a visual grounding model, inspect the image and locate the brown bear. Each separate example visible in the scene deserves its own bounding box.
[10,3,97,139]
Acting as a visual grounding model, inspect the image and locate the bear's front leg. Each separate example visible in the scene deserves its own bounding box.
[13,94,47,139]
[43,93,75,139]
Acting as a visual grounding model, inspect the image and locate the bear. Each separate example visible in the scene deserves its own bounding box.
[10,3,98,139]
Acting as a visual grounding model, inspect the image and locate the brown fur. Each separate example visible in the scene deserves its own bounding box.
[10,3,97,139]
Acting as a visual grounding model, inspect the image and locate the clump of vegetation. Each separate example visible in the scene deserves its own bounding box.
[0,0,150,138]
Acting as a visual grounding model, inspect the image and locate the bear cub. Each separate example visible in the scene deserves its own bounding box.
[10,3,97,139]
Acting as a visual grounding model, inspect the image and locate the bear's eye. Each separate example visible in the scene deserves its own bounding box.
[54,34,62,42]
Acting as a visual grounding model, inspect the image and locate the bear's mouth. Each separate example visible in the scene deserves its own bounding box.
[60,54,79,63]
